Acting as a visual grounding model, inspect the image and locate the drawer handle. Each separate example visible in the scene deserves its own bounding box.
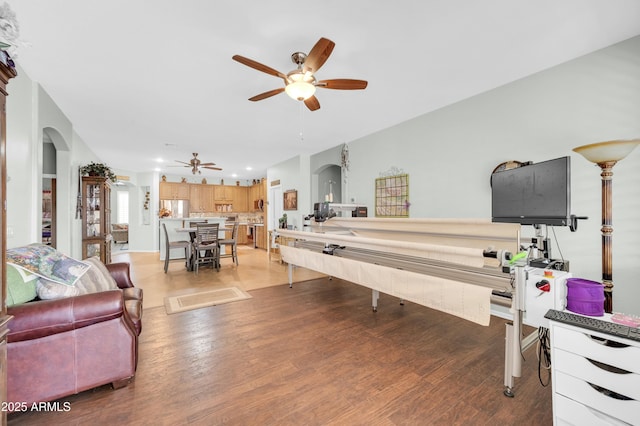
[588,334,630,348]
[588,382,633,401]
[586,358,631,375]
[585,405,630,425]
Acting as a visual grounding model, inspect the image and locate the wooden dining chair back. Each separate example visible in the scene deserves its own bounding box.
[162,223,191,273]
[219,221,239,265]
[193,223,220,273]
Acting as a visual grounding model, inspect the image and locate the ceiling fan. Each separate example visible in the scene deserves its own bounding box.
[173,153,222,175]
[232,37,367,111]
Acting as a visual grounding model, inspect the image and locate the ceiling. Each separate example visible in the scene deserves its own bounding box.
[9,1,640,181]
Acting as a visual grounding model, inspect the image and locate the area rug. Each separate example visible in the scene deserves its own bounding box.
[164,286,252,315]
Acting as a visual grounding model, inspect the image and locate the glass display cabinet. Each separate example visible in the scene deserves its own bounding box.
[81,176,112,264]
[0,52,17,426]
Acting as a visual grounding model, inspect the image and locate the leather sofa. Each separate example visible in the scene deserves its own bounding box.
[5,262,142,409]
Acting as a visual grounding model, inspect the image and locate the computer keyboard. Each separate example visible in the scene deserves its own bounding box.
[545,309,640,343]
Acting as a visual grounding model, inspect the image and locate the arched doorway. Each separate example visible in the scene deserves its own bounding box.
[41,127,70,250]
[42,133,57,246]
[313,164,342,204]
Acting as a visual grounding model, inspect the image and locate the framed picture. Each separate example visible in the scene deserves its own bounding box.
[283,190,297,211]
[375,174,409,217]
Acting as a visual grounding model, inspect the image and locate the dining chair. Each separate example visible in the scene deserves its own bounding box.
[219,221,239,265]
[192,223,220,273]
[162,223,191,273]
[188,220,207,228]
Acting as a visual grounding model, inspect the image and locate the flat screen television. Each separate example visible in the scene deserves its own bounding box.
[491,156,571,226]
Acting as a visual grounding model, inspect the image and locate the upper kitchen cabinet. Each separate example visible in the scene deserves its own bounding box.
[159,182,189,200]
[232,186,248,212]
[214,185,233,201]
[190,184,214,213]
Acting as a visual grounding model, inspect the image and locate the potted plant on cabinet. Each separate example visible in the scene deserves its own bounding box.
[79,162,117,182]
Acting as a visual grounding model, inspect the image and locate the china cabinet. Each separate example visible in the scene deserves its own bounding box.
[81,176,112,264]
[0,55,16,426]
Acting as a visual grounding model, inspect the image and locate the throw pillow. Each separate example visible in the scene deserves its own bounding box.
[6,264,38,306]
[37,278,80,300]
[7,244,90,286]
[74,256,118,295]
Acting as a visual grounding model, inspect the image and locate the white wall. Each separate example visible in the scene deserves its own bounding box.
[127,172,160,253]
[269,36,640,315]
[267,154,310,231]
[6,65,102,258]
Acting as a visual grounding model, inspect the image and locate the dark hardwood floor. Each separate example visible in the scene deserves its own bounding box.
[9,277,552,425]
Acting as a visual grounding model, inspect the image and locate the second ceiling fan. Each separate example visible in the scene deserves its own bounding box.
[232,37,367,111]
[174,153,222,175]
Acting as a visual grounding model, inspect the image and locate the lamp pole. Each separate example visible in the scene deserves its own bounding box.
[598,160,616,313]
[573,139,640,314]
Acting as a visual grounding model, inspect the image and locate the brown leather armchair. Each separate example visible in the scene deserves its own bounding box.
[5,262,142,410]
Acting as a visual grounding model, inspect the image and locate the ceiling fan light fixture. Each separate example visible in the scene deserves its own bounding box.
[285,71,316,101]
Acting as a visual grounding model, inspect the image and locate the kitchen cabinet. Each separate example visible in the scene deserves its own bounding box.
[81,176,112,264]
[213,185,234,212]
[248,179,266,212]
[237,225,248,245]
[161,182,255,213]
[215,185,233,201]
[160,182,189,199]
[233,186,248,212]
[255,225,267,249]
[189,184,214,213]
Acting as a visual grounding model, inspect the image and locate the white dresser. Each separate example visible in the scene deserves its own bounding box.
[549,316,640,425]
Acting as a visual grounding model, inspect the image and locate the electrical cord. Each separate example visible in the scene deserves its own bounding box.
[537,327,552,387]
[549,226,565,264]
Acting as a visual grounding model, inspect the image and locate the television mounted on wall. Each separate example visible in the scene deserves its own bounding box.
[491,156,571,227]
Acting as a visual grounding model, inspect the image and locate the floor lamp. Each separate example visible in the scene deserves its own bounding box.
[573,139,640,313]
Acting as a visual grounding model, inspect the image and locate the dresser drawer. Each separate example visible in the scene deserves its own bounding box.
[555,348,640,400]
[554,393,629,426]
[551,325,640,374]
[555,371,640,424]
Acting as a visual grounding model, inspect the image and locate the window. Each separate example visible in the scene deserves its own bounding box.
[117,191,129,224]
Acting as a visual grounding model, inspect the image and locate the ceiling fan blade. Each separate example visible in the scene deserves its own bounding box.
[249,88,285,102]
[316,79,368,90]
[304,96,320,111]
[203,166,223,171]
[175,160,191,165]
[232,55,288,83]
[303,38,335,74]
[199,162,217,166]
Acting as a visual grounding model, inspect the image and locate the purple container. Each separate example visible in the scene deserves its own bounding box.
[566,278,605,316]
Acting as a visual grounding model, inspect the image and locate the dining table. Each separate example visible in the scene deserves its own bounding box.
[175,226,233,271]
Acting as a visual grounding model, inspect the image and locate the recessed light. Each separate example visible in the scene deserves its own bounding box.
[246,166,253,171]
